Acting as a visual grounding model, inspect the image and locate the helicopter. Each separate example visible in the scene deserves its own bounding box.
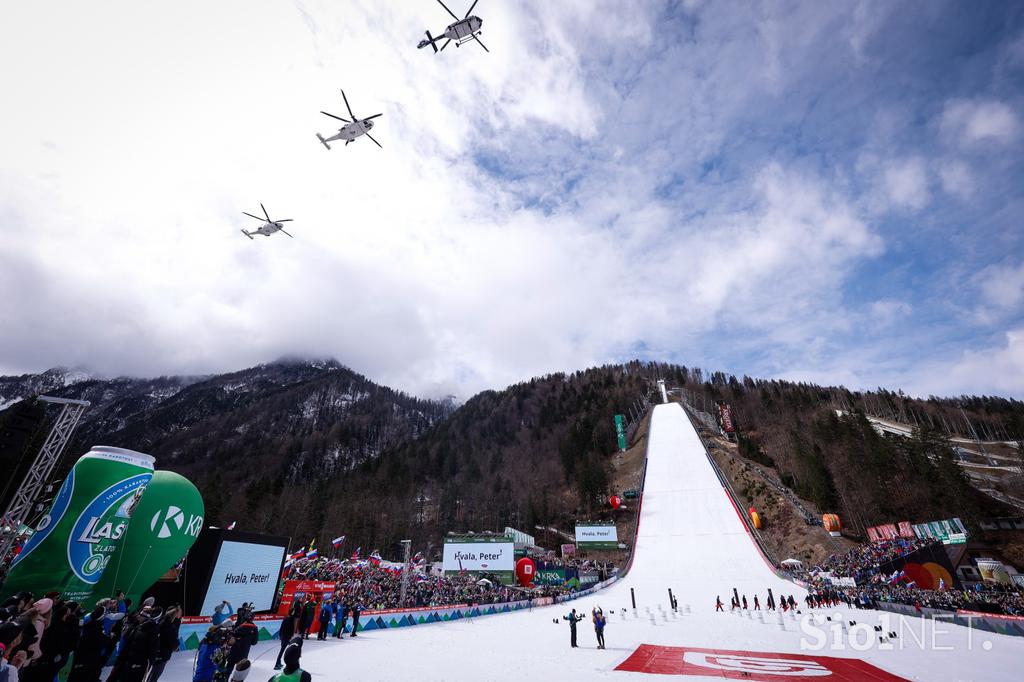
[417,0,488,54]
[240,204,294,239]
[316,89,383,150]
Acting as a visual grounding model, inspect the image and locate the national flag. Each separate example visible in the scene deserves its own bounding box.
[307,548,319,559]
[351,547,361,561]
[332,535,345,547]
[369,550,382,566]
[290,549,306,560]
[227,521,237,530]
[309,537,317,550]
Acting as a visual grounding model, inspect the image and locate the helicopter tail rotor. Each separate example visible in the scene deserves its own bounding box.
[418,30,439,53]
[316,133,331,150]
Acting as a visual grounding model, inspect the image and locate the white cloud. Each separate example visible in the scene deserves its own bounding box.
[975,261,1024,315]
[908,329,1024,399]
[883,157,930,211]
[868,299,912,327]
[941,98,1020,147]
[938,160,975,199]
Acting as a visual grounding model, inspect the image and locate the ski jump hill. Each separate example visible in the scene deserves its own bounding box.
[165,403,1024,681]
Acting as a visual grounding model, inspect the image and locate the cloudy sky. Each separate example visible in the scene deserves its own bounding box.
[2,1,1023,399]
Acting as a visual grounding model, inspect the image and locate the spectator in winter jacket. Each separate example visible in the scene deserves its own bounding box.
[227,618,259,671]
[274,610,296,671]
[0,621,28,682]
[146,607,181,682]
[67,608,112,682]
[269,637,310,682]
[21,601,79,682]
[333,601,347,639]
[212,601,234,627]
[316,602,333,641]
[349,603,361,638]
[299,598,316,640]
[192,629,222,682]
[591,608,606,649]
[22,600,51,663]
[116,607,161,682]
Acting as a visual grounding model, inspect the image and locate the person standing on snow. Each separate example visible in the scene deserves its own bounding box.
[753,595,760,611]
[715,596,724,612]
[333,599,348,639]
[299,597,316,640]
[591,608,606,649]
[349,602,361,638]
[269,637,310,682]
[316,601,333,641]
[562,609,583,648]
[741,595,748,610]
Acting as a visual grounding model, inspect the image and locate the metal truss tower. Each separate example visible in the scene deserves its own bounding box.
[0,395,90,561]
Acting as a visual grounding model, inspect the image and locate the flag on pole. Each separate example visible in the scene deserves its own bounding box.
[351,547,361,561]
[290,549,306,560]
[369,550,382,566]
[307,548,319,559]
[227,521,237,530]
[332,535,345,548]
[309,537,317,550]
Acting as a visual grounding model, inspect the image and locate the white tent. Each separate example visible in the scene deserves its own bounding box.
[780,558,804,567]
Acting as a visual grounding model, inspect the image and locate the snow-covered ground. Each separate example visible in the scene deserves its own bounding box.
[163,403,1024,681]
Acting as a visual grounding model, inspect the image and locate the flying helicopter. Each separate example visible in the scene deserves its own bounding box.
[316,89,383,150]
[417,0,488,53]
[240,204,294,239]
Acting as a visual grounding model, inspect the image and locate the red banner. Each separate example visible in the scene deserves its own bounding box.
[897,521,914,538]
[718,403,735,433]
[615,645,908,681]
[277,580,337,618]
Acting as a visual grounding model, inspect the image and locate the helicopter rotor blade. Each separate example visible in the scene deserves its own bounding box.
[436,0,459,21]
[321,111,350,123]
[464,0,478,19]
[439,39,452,52]
[279,228,294,238]
[471,33,490,53]
[365,132,383,149]
[242,212,264,221]
[275,219,294,222]
[341,89,356,120]
[361,113,383,121]
[261,203,271,222]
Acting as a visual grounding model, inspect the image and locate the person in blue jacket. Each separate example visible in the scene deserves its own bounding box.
[316,600,333,641]
[333,598,347,639]
[192,629,221,682]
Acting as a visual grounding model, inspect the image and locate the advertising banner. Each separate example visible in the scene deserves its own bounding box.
[560,543,576,558]
[503,527,535,549]
[615,414,627,451]
[1,446,154,603]
[717,403,735,433]
[442,535,514,582]
[897,521,914,538]
[912,517,968,544]
[89,470,204,608]
[574,524,618,550]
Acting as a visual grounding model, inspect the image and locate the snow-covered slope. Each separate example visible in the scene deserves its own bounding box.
[162,403,1024,681]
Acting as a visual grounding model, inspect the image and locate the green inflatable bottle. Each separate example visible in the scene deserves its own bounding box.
[89,470,205,607]
[1,446,155,603]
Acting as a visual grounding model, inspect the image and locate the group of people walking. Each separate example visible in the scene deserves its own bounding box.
[715,591,797,612]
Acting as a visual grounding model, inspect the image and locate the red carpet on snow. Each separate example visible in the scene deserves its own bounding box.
[615,644,909,680]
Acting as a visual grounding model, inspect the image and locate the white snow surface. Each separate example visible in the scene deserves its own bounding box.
[163,403,1024,681]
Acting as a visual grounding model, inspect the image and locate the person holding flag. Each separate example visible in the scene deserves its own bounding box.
[331,536,345,558]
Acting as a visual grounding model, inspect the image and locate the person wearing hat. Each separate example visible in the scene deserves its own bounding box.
[0,622,28,682]
[67,607,113,682]
[269,637,309,682]
[22,599,52,663]
[147,606,181,682]
[115,606,161,682]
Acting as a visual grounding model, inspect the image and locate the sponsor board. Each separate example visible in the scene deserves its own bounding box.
[912,517,968,545]
[574,524,618,550]
[442,535,514,582]
[614,645,909,680]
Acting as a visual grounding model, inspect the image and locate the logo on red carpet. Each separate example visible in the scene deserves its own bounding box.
[615,645,909,680]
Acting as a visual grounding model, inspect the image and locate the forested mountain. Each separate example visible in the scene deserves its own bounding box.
[2,360,1022,560]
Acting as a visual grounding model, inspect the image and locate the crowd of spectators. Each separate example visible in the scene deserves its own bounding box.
[283,555,616,611]
[786,537,932,585]
[0,590,183,682]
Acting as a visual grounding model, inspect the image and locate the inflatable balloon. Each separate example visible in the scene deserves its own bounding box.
[748,507,762,530]
[610,495,622,510]
[515,557,536,587]
[822,514,842,535]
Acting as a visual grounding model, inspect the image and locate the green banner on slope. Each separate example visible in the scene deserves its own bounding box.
[615,414,627,451]
[1,447,155,603]
[90,470,205,608]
